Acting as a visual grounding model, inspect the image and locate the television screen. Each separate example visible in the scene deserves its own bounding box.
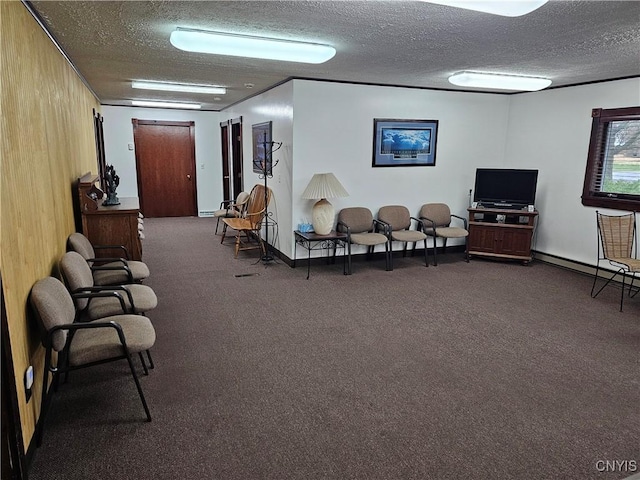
[473,168,538,208]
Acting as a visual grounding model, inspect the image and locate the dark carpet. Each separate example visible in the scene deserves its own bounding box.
[28,217,639,480]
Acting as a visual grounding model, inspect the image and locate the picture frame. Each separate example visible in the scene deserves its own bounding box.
[252,121,272,175]
[372,118,439,167]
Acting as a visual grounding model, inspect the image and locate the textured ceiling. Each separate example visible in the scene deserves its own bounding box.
[28,0,640,111]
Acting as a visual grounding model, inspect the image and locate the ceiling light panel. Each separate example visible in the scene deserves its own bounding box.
[132,100,201,110]
[132,81,226,95]
[170,28,336,64]
[448,71,552,91]
[423,0,548,17]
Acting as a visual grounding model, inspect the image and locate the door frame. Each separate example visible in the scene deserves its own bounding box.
[220,117,244,202]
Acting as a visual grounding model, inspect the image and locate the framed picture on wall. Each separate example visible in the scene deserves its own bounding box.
[252,121,272,176]
[372,118,439,167]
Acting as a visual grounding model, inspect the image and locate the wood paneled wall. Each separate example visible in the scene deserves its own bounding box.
[1,2,100,450]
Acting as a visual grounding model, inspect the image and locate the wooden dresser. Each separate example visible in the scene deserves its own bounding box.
[77,173,143,261]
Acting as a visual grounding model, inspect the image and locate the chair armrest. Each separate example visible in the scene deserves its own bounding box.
[375,219,392,236]
[49,320,129,351]
[72,287,133,313]
[219,198,234,209]
[420,216,437,234]
[451,214,468,230]
[336,221,352,241]
[86,257,128,266]
[93,244,130,260]
[410,216,425,231]
[88,263,134,283]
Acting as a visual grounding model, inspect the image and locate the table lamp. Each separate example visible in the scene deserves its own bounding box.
[301,173,349,235]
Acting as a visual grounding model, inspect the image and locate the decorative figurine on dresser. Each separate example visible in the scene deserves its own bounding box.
[76,172,144,261]
[102,164,121,206]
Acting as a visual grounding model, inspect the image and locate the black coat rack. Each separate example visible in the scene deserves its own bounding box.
[258,132,282,263]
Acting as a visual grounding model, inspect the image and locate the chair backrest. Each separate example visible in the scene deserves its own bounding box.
[67,232,95,260]
[378,205,411,231]
[235,191,250,211]
[337,207,375,234]
[30,277,76,352]
[597,212,636,259]
[245,184,272,228]
[419,203,452,228]
[60,251,95,310]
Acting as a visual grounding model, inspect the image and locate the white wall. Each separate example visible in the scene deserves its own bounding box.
[290,80,511,259]
[505,78,640,266]
[101,105,224,214]
[224,82,295,254]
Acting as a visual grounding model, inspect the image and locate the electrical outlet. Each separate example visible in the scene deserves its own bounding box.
[24,365,34,402]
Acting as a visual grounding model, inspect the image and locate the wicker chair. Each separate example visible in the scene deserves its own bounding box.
[591,211,640,311]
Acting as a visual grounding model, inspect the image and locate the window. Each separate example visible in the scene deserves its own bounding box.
[582,106,640,211]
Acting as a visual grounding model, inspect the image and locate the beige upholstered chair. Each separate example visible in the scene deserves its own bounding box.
[419,203,469,265]
[60,251,157,321]
[337,207,391,274]
[68,232,150,285]
[221,184,272,258]
[29,276,155,446]
[591,211,640,311]
[213,191,250,235]
[377,205,428,269]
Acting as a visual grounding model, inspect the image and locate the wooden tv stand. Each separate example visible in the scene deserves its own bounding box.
[467,207,538,264]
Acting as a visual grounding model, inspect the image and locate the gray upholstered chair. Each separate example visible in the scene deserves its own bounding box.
[67,232,150,285]
[29,276,155,446]
[60,251,157,320]
[337,207,391,274]
[419,203,469,265]
[213,191,250,235]
[377,205,428,269]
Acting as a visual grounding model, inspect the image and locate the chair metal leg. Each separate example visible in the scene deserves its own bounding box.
[37,348,53,447]
[214,217,221,235]
[146,350,155,369]
[423,239,429,267]
[125,354,152,422]
[138,352,149,375]
[432,237,438,266]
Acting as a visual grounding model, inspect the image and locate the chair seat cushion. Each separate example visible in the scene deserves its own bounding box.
[69,315,155,366]
[350,232,388,246]
[93,260,150,285]
[213,208,242,218]
[391,230,427,242]
[86,284,158,320]
[427,227,469,238]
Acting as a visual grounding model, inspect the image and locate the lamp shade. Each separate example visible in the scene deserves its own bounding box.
[301,173,349,200]
[301,173,349,235]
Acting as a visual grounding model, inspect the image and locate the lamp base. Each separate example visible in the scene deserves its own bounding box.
[312,198,334,235]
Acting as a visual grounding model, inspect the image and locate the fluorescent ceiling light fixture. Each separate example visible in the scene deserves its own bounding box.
[422,0,548,17]
[170,28,336,64]
[131,100,201,110]
[132,81,226,95]
[448,71,552,91]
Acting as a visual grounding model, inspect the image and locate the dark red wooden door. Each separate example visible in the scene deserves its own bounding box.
[133,120,197,217]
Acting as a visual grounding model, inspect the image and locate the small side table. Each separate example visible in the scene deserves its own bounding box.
[293,230,348,279]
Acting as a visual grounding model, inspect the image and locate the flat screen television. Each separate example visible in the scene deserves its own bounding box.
[473,168,538,209]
